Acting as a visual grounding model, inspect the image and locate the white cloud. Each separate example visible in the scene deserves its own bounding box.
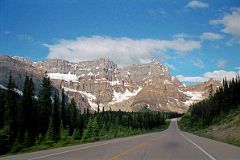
[176,75,207,83]
[192,58,204,68]
[200,32,223,40]
[186,1,208,9]
[44,36,201,66]
[216,59,228,68]
[210,8,240,38]
[177,70,240,83]
[173,33,196,39]
[203,70,238,81]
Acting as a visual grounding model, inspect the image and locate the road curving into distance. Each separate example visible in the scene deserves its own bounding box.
[1,119,240,160]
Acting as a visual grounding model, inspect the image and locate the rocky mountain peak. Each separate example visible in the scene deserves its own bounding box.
[0,55,220,113]
[11,56,33,65]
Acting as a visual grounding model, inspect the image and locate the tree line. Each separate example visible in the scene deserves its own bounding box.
[182,76,240,127]
[0,72,167,154]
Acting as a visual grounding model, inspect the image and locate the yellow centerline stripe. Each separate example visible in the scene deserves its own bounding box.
[108,134,165,160]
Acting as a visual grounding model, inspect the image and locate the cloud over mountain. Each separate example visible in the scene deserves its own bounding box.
[44,36,201,66]
[177,70,240,83]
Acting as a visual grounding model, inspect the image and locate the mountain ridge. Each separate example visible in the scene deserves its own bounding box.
[0,55,221,113]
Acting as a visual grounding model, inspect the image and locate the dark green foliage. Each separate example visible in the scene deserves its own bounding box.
[4,72,17,144]
[38,73,52,136]
[181,76,240,128]
[0,90,5,128]
[61,88,66,128]
[72,128,81,140]
[92,117,99,140]
[82,118,94,141]
[69,99,78,136]
[0,72,167,155]
[47,93,61,142]
[18,75,36,146]
[0,125,10,154]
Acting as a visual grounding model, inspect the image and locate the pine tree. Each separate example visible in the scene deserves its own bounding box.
[92,117,99,140]
[0,90,5,128]
[4,72,17,143]
[28,77,37,145]
[61,88,66,128]
[47,93,60,142]
[38,73,52,136]
[72,128,81,140]
[99,123,107,139]
[18,75,36,145]
[208,84,213,97]
[82,118,93,141]
[69,99,77,135]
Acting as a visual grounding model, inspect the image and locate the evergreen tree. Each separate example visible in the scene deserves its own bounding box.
[208,84,213,97]
[69,99,77,135]
[28,77,37,145]
[82,118,93,141]
[92,117,99,140]
[38,73,52,136]
[0,90,5,128]
[18,75,36,145]
[61,88,66,128]
[188,76,240,126]
[72,128,81,140]
[4,72,17,143]
[47,93,60,142]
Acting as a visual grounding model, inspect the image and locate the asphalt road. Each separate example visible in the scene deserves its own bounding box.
[1,119,240,160]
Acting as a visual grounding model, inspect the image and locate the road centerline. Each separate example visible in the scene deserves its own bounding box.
[26,132,160,160]
[108,134,165,160]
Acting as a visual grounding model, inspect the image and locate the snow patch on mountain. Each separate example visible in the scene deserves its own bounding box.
[0,84,7,90]
[182,91,204,106]
[0,84,23,96]
[164,80,172,85]
[111,87,142,103]
[63,87,99,110]
[48,72,78,82]
[110,80,122,86]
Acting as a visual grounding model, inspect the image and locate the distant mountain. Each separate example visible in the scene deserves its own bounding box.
[0,56,43,92]
[0,55,221,113]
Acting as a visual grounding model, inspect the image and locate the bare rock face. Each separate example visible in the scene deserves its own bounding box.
[187,78,222,98]
[33,58,193,113]
[0,56,43,92]
[0,55,221,113]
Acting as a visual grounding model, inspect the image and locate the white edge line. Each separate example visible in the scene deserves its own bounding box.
[28,142,109,160]
[180,132,217,160]
[27,132,159,160]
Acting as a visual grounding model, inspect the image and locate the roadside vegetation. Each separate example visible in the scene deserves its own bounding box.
[0,72,173,156]
[179,76,240,146]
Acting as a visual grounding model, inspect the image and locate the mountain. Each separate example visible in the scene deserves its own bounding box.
[0,55,221,113]
[0,56,43,92]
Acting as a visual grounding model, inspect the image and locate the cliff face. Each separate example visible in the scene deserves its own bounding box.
[0,56,43,92]
[0,55,221,113]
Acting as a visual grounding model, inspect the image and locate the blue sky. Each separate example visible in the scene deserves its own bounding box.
[0,0,240,83]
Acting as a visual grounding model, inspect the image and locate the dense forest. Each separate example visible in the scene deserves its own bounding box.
[180,76,240,128]
[0,72,169,155]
